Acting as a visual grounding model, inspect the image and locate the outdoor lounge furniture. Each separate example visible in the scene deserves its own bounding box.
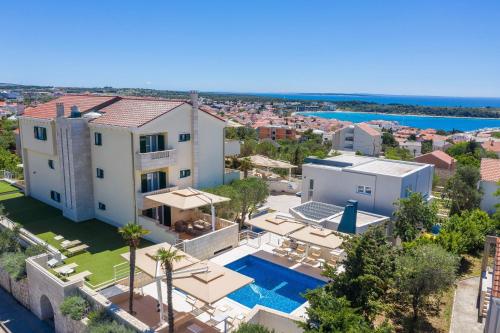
[66,244,89,256]
[186,295,206,316]
[61,239,81,249]
[303,245,322,267]
[47,258,60,268]
[55,262,78,275]
[289,241,307,262]
[54,235,64,241]
[272,238,292,256]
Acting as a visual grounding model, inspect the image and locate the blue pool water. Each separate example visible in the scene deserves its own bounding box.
[225,255,325,313]
[299,111,500,132]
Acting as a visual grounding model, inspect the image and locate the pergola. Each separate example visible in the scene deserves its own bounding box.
[146,188,230,231]
[242,155,297,180]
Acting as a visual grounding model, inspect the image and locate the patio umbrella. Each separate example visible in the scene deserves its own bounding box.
[246,213,306,236]
[288,226,344,250]
[172,261,253,305]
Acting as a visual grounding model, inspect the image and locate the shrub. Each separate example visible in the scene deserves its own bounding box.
[60,295,89,321]
[0,252,27,280]
[86,310,134,333]
[234,323,275,333]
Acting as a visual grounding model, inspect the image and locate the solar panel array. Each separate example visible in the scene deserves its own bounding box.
[293,201,344,221]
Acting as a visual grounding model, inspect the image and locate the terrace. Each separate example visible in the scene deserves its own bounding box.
[0,188,153,287]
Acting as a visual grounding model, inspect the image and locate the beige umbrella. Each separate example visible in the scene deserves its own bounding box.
[289,226,344,250]
[242,155,297,180]
[172,261,253,305]
[246,213,306,236]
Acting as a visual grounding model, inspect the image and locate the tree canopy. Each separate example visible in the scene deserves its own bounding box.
[393,192,439,242]
[444,165,482,215]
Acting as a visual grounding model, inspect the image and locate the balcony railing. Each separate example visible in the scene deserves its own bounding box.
[135,148,177,171]
[136,185,178,210]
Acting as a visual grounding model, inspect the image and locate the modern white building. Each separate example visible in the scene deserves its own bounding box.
[332,123,382,156]
[480,159,500,214]
[398,140,422,157]
[19,93,233,243]
[301,154,434,216]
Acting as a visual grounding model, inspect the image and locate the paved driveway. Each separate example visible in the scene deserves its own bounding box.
[265,194,301,214]
[450,277,485,333]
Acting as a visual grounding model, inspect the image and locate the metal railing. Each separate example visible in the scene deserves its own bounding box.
[239,230,264,249]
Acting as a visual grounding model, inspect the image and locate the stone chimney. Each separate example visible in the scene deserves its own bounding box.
[56,103,65,118]
[190,90,199,188]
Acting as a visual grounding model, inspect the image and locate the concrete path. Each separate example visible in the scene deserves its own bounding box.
[0,287,53,333]
[450,277,485,333]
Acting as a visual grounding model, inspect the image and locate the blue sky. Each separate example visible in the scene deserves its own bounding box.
[1,0,500,97]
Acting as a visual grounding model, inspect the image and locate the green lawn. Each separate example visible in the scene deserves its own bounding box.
[0,193,152,287]
[0,181,20,194]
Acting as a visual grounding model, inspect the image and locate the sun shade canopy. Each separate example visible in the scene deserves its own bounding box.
[146,188,230,210]
[121,242,200,278]
[289,226,344,249]
[243,155,297,169]
[246,213,306,236]
[172,261,253,304]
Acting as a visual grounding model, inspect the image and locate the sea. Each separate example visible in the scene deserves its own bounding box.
[249,93,500,131]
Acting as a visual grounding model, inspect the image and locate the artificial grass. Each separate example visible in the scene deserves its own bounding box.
[0,194,153,286]
[0,181,20,194]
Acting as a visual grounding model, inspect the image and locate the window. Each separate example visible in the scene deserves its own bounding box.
[48,159,54,169]
[34,126,47,141]
[98,202,106,210]
[180,169,191,178]
[356,185,372,195]
[140,134,165,153]
[96,168,104,179]
[50,190,61,202]
[94,132,102,146]
[309,179,314,190]
[179,133,191,142]
[141,171,167,193]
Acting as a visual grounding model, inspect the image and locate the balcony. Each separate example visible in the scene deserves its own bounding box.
[136,185,178,210]
[135,149,177,171]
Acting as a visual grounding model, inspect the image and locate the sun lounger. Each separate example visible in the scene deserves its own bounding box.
[54,262,78,275]
[186,295,206,316]
[61,239,81,249]
[67,270,92,282]
[289,251,305,262]
[66,244,89,256]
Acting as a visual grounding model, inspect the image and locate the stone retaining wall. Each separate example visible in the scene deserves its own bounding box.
[0,265,30,309]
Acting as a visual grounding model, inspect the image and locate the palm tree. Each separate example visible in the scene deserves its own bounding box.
[239,157,254,178]
[118,223,149,314]
[155,246,184,333]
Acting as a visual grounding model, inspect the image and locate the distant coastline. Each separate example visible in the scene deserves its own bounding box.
[294,110,500,121]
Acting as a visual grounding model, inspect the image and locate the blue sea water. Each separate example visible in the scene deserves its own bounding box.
[299,111,500,132]
[225,255,325,313]
[251,93,500,108]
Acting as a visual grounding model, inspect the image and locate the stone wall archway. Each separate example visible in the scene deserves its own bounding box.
[39,294,54,325]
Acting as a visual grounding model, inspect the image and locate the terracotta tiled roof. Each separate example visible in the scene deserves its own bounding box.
[23,95,119,119]
[482,140,500,153]
[91,98,186,127]
[357,123,381,137]
[415,150,455,167]
[492,238,500,298]
[480,158,500,182]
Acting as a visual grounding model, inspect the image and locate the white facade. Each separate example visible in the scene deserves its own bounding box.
[19,95,227,243]
[399,140,422,157]
[301,155,434,216]
[480,180,500,215]
[332,124,382,156]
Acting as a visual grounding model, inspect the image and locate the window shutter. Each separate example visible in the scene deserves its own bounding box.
[140,136,147,153]
[159,171,166,188]
[157,135,165,150]
[141,174,148,193]
[42,128,47,140]
[34,127,38,138]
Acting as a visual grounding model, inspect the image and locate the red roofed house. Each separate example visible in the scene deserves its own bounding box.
[482,140,500,158]
[414,150,456,180]
[19,92,238,247]
[332,123,382,156]
[480,158,500,214]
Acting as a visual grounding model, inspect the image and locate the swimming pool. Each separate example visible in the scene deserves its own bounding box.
[225,255,325,313]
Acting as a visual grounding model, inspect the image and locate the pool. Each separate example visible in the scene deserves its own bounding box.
[225,255,326,313]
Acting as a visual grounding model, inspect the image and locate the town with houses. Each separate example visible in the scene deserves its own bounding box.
[0,84,498,333]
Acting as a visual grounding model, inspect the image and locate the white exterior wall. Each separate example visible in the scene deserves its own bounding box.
[197,111,225,189]
[301,163,433,216]
[89,125,135,227]
[353,126,381,156]
[19,117,63,208]
[481,180,500,214]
